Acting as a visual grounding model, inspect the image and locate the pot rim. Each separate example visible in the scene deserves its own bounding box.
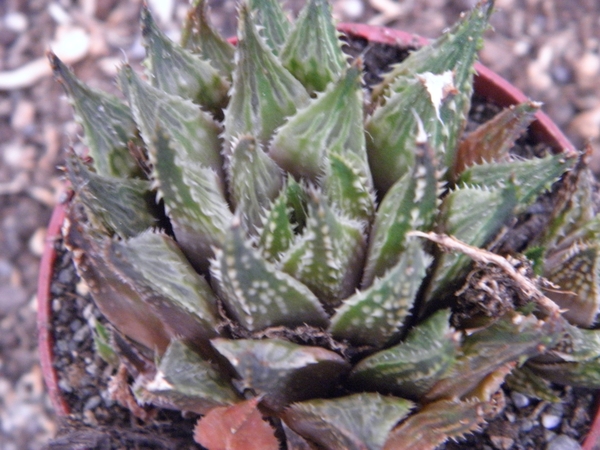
[37,21,592,447]
[37,192,72,416]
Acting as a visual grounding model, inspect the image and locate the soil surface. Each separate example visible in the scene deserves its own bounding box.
[0,0,599,449]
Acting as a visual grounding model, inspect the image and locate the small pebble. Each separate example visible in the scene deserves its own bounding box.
[85,361,98,376]
[84,395,102,411]
[490,435,514,450]
[28,228,46,257]
[570,107,600,141]
[57,378,73,393]
[520,419,534,432]
[574,52,600,88]
[76,279,90,297]
[73,324,90,342]
[10,100,36,132]
[83,409,99,427]
[4,11,28,32]
[338,0,364,20]
[56,339,69,354]
[546,434,582,450]
[48,3,72,25]
[57,268,75,285]
[70,319,83,333]
[551,65,572,85]
[542,413,561,429]
[511,391,530,408]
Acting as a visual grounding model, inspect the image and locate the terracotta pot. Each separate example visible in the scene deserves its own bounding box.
[38,23,597,448]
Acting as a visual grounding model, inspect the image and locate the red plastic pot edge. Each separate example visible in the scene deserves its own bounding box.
[38,22,593,447]
[37,193,71,416]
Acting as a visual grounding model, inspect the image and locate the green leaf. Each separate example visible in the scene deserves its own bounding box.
[452,101,540,179]
[66,155,157,238]
[228,135,284,234]
[180,0,235,77]
[330,239,431,347]
[425,310,562,402]
[141,5,229,114]
[424,183,518,305]
[538,157,597,252]
[120,65,232,271]
[270,66,369,183]
[210,219,329,332]
[283,393,413,450]
[362,144,438,287]
[280,0,347,93]
[109,231,222,357]
[247,0,291,54]
[458,151,577,214]
[543,241,600,327]
[258,187,295,262]
[383,397,499,450]
[224,3,308,151]
[211,338,350,411]
[349,309,459,399]
[285,178,309,231]
[92,322,119,367]
[64,210,171,354]
[373,0,492,100]
[505,366,561,402]
[49,53,140,178]
[137,340,240,414]
[323,152,375,224]
[366,83,427,193]
[528,321,600,388]
[119,64,224,178]
[368,0,493,192]
[281,193,366,307]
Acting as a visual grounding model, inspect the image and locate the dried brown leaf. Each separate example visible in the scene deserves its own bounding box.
[193,398,279,450]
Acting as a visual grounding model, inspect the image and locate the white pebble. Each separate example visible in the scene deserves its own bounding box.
[48,3,72,25]
[510,391,530,408]
[341,0,364,20]
[574,52,600,88]
[541,413,561,429]
[28,228,46,257]
[4,11,28,32]
[547,434,582,450]
[11,100,36,131]
[51,26,90,64]
[570,106,600,141]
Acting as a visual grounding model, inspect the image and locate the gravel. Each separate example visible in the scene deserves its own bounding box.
[0,0,598,448]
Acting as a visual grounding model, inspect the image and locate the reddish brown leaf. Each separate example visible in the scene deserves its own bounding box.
[194,398,279,450]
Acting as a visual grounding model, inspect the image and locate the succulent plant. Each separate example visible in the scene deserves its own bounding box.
[50,0,600,448]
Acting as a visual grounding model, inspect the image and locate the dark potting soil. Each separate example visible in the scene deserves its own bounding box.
[43,37,598,450]
[45,237,201,450]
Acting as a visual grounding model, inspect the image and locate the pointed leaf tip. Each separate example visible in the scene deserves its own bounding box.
[141,4,229,114]
[211,338,349,411]
[224,2,309,151]
[50,54,140,178]
[247,0,291,54]
[280,0,348,93]
[180,0,235,76]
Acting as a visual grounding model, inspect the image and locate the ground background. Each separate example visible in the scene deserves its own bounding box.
[0,0,598,448]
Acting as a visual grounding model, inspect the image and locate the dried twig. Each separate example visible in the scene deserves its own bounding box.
[408,231,561,315]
